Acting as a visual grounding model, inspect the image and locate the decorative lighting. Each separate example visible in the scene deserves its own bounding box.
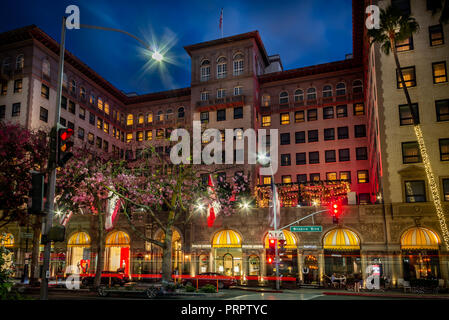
[151,51,163,62]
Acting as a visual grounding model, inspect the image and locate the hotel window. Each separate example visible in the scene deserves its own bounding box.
[156,128,164,139]
[308,130,318,142]
[282,176,292,184]
[234,107,243,119]
[217,109,226,121]
[309,151,319,164]
[324,128,335,141]
[61,97,67,110]
[306,88,316,100]
[295,131,305,144]
[14,79,22,93]
[339,149,350,162]
[340,171,351,182]
[295,110,305,123]
[402,141,421,163]
[165,128,173,139]
[68,100,75,114]
[127,114,133,126]
[200,59,211,81]
[336,82,346,96]
[217,89,226,98]
[41,84,49,99]
[146,130,153,141]
[443,179,449,201]
[103,141,109,152]
[395,36,413,51]
[12,103,20,117]
[322,85,332,98]
[337,126,349,139]
[294,89,304,102]
[42,59,50,78]
[39,107,48,122]
[89,112,95,125]
[217,57,227,79]
[436,99,449,121]
[234,86,242,96]
[201,91,209,101]
[353,103,365,116]
[323,106,334,119]
[325,150,336,163]
[429,25,444,46]
[280,113,290,125]
[68,121,74,130]
[281,154,291,166]
[88,133,94,145]
[262,176,272,185]
[280,133,290,145]
[296,152,306,165]
[233,53,244,76]
[307,109,318,121]
[200,111,209,123]
[97,118,103,130]
[392,0,410,15]
[326,172,337,181]
[80,87,86,100]
[1,81,7,95]
[432,61,447,83]
[136,131,144,142]
[352,80,363,93]
[279,91,289,104]
[138,114,144,124]
[356,147,368,160]
[70,80,76,95]
[399,103,419,125]
[104,122,109,134]
[297,174,307,184]
[440,139,449,161]
[16,54,24,71]
[78,127,84,140]
[397,66,416,88]
[89,94,95,105]
[0,105,5,119]
[310,173,320,182]
[157,110,164,121]
[96,137,102,149]
[336,105,348,118]
[262,115,271,127]
[405,180,426,202]
[354,125,366,138]
[147,112,153,123]
[79,107,85,120]
[104,102,109,115]
[166,109,174,120]
[126,133,133,143]
[97,98,103,111]
[235,128,244,140]
[262,94,271,107]
[357,170,369,183]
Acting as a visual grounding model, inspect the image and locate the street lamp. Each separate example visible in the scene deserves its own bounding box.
[152,51,163,62]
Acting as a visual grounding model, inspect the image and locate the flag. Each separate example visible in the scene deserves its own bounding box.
[105,189,122,231]
[60,211,73,227]
[219,8,223,31]
[269,180,281,228]
[207,174,219,227]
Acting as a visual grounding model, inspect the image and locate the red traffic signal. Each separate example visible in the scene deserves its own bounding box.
[57,128,74,167]
[331,202,341,216]
[267,256,273,264]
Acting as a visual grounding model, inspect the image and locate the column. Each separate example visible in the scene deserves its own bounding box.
[261,250,266,285]
[361,251,368,286]
[209,249,214,273]
[297,249,303,283]
[318,250,324,285]
[438,250,448,286]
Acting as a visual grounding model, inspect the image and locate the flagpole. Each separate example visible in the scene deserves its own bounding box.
[221,9,223,38]
[270,166,280,290]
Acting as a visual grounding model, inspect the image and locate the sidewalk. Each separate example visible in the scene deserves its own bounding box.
[321,289,449,300]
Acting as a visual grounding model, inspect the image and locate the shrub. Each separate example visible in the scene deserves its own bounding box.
[200,284,217,293]
[185,285,196,292]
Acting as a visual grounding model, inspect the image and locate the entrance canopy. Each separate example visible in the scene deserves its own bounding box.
[212,230,242,248]
[323,228,360,250]
[0,233,14,248]
[264,230,297,249]
[106,231,130,247]
[401,227,440,250]
[68,232,91,247]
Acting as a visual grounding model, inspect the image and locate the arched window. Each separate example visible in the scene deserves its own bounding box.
[200,59,211,81]
[89,94,95,105]
[147,112,153,123]
[2,57,11,72]
[336,82,346,96]
[97,97,103,110]
[279,91,289,104]
[294,89,304,102]
[42,59,50,77]
[104,102,109,115]
[166,109,173,120]
[306,88,316,100]
[80,86,86,100]
[322,85,332,98]
[217,57,227,79]
[138,114,144,124]
[178,107,185,118]
[70,79,76,94]
[262,94,271,107]
[63,73,68,88]
[16,54,24,70]
[233,53,244,76]
[157,110,163,121]
[352,80,363,93]
[127,114,133,126]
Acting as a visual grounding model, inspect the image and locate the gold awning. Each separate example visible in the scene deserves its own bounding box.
[106,231,130,247]
[401,227,440,250]
[323,228,360,250]
[68,232,91,247]
[264,230,297,249]
[212,230,242,248]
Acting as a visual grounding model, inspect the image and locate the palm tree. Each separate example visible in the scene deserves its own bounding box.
[368,5,449,249]
[427,0,448,24]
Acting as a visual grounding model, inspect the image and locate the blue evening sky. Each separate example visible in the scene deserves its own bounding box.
[1,0,353,95]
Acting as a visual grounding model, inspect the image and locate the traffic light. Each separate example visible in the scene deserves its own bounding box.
[57,128,74,167]
[278,239,286,254]
[330,202,341,224]
[267,255,274,264]
[29,172,45,215]
[267,236,276,264]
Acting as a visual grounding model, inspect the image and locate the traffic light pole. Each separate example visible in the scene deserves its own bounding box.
[40,16,66,300]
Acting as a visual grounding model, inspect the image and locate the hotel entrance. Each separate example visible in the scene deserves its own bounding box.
[212,230,243,277]
[105,231,130,275]
[66,232,91,273]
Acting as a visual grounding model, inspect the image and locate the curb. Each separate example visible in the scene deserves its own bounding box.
[322,292,449,299]
[229,286,283,293]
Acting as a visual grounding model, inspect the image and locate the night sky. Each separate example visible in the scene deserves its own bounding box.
[1,0,353,95]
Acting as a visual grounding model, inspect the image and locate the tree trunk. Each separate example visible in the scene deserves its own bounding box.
[93,201,105,288]
[161,226,173,286]
[29,215,42,285]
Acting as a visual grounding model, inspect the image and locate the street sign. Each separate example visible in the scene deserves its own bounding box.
[21,232,33,239]
[268,230,285,240]
[290,226,322,232]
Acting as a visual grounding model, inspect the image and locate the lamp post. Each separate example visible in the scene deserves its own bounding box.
[40,16,164,300]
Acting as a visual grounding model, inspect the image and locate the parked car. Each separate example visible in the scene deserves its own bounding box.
[81,271,129,287]
[182,272,237,289]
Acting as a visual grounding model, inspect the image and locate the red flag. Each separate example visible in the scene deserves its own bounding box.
[207,174,218,227]
[219,8,223,31]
